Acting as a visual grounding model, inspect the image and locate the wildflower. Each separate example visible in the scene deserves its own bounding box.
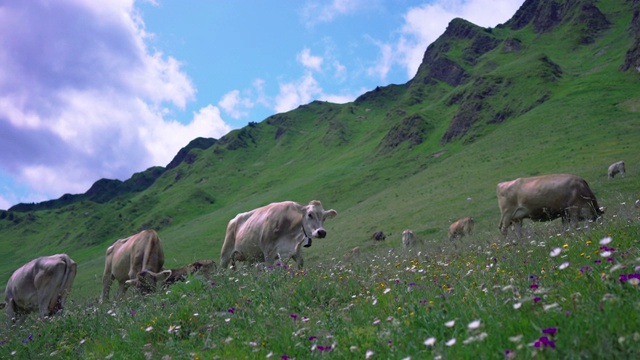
[129,309,136,316]
[281,355,290,360]
[550,248,562,257]
[366,350,374,359]
[533,297,541,303]
[513,302,522,310]
[504,349,516,359]
[373,319,381,325]
[446,338,456,346]
[599,237,612,245]
[543,303,559,311]
[542,327,558,336]
[533,336,556,348]
[290,314,298,320]
[384,288,391,294]
[145,326,153,332]
[445,320,455,328]
[228,307,236,314]
[508,335,523,343]
[530,284,539,289]
[563,244,569,249]
[601,251,612,257]
[317,345,332,352]
[559,262,570,270]
[468,320,481,330]
[424,337,436,347]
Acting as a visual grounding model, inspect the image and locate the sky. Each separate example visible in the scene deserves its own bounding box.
[0,0,525,210]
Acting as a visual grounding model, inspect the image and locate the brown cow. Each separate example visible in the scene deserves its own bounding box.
[497,174,604,237]
[101,229,166,302]
[137,260,216,288]
[220,200,337,269]
[448,217,474,240]
[608,161,625,179]
[343,247,361,261]
[1,254,77,324]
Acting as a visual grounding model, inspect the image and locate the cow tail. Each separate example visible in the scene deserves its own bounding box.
[221,219,238,268]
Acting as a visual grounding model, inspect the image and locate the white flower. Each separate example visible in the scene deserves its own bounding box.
[543,303,559,311]
[424,337,436,346]
[513,302,522,310]
[145,326,153,332]
[446,338,456,346]
[550,248,562,257]
[628,278,640,286]
[601,251,612,257]
[599,236,612,245]
[384,288,391,294]
[366,350,374,359]
[468,320,481,330]
[509,334,523,343]
[445,320,455,328]
[559,262,570,270]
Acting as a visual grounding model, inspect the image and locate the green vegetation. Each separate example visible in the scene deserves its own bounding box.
[1,0,639,357]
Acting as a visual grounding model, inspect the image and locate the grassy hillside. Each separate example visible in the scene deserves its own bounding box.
[0,0,638,307]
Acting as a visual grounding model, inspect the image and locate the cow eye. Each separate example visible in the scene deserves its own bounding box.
[307,213,313,219]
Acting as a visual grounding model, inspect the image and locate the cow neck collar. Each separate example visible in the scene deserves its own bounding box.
[302,226,313,248]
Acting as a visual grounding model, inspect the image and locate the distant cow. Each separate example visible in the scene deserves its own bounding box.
[402,229,417,249]
[101,229,166,302]
[608,161,625,179]
[448,217,474,240]
[371,231,386,241]
[220,200,337,269]
[343,247,361,261]
[497,174,604,237]
[136,260,216,288]
[1,254,77,324]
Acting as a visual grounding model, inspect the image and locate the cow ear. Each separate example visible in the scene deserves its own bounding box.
[324,209,337,219]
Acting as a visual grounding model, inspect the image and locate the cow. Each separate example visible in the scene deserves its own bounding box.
[101,229,166,302]
[136,260,216,288]
[608,161,625,179]
[371,231,386,241]
[343,247,361,261]
[220,200,337,270]
[402,229,417,249]
[448,217,474,240]
[1,254,77,324]
[497,174,604,238]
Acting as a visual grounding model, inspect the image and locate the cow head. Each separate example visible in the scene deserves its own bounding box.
[300,200,337,246]
[126,269,172,294]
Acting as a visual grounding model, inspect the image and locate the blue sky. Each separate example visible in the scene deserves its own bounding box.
[0,0,524,210]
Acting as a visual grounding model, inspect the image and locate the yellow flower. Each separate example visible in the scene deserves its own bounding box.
[563,244,569,248]
[586,240,592,245]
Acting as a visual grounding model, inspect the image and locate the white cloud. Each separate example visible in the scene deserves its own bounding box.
[219,90,255,119]
[297,48,324,72]
[274,73,323,113]
[301,0,368,26]
[0,0,233,204]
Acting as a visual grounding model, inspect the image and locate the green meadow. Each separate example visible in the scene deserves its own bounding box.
[1,0,640,357]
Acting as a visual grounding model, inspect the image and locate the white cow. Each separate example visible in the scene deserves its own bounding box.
[2,254,77,324]
[220,200,337,269]
[101,229,168,302]
[402,229,417,249]
[608,161,625,179]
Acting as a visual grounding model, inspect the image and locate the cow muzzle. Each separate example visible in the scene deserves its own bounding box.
[313,229,327,238]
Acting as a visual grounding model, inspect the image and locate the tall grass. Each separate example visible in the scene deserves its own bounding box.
[2,202,638,359]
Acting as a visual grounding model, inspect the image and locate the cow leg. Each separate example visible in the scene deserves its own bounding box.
[101,274,114,303]
[116,281,128,300]
[499,214,512,237]
[5,299,17,325]
[56,261,77,314]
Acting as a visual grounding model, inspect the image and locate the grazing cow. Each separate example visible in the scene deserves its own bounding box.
[343,247,361,261]
[1,254,77,324]
[101,229,166,302]
[136,260,216,288]
[497,174,604,238]
[402,229,417,249]
[220,200,337,269]
[608,161,625,179]
[448,217,475,240]
[371,231,386,241]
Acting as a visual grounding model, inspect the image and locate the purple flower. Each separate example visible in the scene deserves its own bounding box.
[318,345,332,352]
[129,309,136,316]
[580,266,592,274]
[210,281,216,286]
[281,355,290,360]
[534,336,556,349]
[542,327,557,336]
[308,336,318,341]
[227,307,236,314]
[530,284,539,289]
[533,297,541,303]
[594,259,602,264]
[290,314,298,320]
